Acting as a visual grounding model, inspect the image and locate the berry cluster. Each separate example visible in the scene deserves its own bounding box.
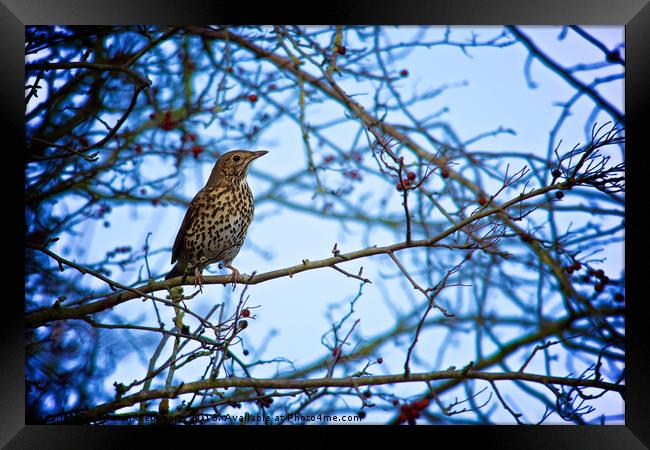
[570,263,614,294]
[396,172,417,191]
[397,397,430,425]
[564,259,582,275]
[176,132,203,159]
[591,269,610,293]
[156,110,175,131]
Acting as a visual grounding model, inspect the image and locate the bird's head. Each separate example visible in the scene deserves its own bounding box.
[211,149,268,179]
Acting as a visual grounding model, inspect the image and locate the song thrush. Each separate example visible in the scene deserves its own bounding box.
[165,149,268,290]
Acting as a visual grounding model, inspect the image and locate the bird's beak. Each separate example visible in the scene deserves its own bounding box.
[250,150,268,160]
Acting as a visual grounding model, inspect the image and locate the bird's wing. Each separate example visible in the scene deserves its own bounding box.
[170,191,202,264]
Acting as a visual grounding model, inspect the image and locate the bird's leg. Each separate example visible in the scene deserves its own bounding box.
[224,262,240,290]
[193,266,205,293]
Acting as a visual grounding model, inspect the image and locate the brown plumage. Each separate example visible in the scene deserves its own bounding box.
[165,149,268,289]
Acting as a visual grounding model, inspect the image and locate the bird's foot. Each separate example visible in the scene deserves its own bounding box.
[224,263,240,291]
[193,267,205,293]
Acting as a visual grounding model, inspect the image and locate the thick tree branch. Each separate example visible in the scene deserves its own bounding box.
[62,368,623,423]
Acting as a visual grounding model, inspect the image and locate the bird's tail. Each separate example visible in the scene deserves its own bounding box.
[165,262,186,280]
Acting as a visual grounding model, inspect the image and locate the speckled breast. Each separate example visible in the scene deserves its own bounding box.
[187,179,254,267]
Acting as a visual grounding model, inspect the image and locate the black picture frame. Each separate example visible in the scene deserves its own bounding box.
[5,0,647,447]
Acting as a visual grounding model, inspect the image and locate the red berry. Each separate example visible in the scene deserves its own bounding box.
[248,94,258,103]
[555,191,564,199]
[400,69,409,77]
[377,357,383,364]
[594,283,604,293]
[407,171,416,181]
[241,308,251,318]
[595,269,605,278]
[332,347,340,357]
[398,412,407,422]
[614,293,624,302]
[478,196,487,206]
[392,399,399,406]
[572,260,582,270]
[337,45,346,55]
[79,136,89,146]
[239,320,248,329]
[134,144,142,154]
[323,155,335,163]
[565,266,574,275]
[363,390,372,398]
[268,83,277,90]
[191,145,204,159]
[441,168,450,179]
[396,182,404,191]
[188,132,197,141]
[401,178,411,187]
[600,276,610,285]
[551,168,562,178]
[358,411,366,419]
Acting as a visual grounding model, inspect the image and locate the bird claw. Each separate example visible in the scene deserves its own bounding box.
[194,267,204,293]
[225,264,240,291]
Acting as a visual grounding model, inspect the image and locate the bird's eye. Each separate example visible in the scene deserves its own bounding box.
[233,155,241,162]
